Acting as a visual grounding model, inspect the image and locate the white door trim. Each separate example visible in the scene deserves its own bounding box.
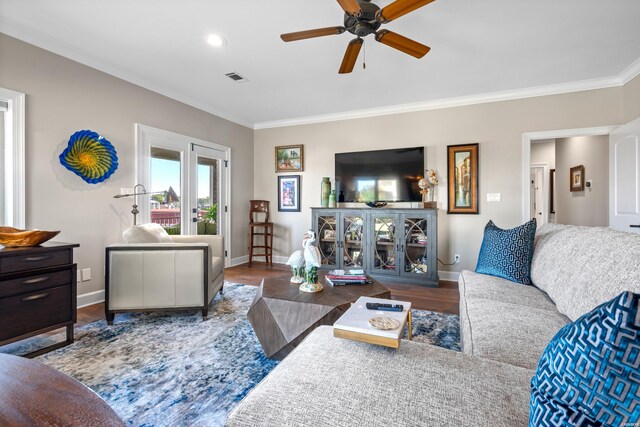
[530,163,549,226]
[135,124,232,266]
[0,87,25,228]
[521,126,618,223]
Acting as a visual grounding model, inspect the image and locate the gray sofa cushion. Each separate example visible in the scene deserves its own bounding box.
[531,224,640,321]
[460,270,557,311]
[462,298,569,369]
[226,326,534,427]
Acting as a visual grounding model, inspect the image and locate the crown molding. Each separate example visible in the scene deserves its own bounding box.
[619,57,640,85]
[0,24,254,129]
[253,74,632,129]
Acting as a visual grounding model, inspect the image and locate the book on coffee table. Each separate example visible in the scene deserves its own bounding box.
[333,296,412,349]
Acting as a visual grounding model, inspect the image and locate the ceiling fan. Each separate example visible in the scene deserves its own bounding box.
[280,0,435,74]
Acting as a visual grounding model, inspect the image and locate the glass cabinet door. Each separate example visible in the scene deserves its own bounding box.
[316,214,338,267]
[342,214,365,268]
[370,214,399,275]
[402,216,430,276]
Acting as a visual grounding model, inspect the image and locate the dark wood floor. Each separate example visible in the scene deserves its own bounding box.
[27,263,461,332]
[228,262,460,314]
[1,263,459,354]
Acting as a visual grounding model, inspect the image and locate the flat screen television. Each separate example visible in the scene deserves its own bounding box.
[335,147,424,202]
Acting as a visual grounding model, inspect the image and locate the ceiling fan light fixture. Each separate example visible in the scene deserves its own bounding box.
[206,33,227,47]
[375,30,430,58]
[378,0,436,23]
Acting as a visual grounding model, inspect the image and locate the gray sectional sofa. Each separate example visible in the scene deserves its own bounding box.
[226,224,640,426]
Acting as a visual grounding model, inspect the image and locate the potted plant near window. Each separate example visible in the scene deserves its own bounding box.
[197,204,217,235]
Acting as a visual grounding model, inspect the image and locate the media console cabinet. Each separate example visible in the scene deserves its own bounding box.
[0,242,79,357]
[311,208,438,286]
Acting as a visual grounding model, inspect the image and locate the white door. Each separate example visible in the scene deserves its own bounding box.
[530,165,547,226]
[609,118,640,234]
[190,145,227,236]
[136,124,232,264]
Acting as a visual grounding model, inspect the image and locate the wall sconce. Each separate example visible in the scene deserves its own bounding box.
[113,184,163,225]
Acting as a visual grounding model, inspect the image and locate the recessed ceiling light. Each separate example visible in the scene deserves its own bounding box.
[207,34,226,47]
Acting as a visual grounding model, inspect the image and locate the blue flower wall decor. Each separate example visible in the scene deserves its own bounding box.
[59,130,118,184]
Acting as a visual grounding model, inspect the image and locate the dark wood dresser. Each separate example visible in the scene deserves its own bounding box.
[0,242,79,357]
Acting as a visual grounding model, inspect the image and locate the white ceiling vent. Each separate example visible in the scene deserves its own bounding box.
[225,72,248,83]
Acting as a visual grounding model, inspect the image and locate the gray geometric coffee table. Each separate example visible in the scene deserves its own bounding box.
[247,272,390,360]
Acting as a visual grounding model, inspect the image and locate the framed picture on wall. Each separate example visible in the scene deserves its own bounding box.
[570,165,585,192]
[278,175,301,212]
[447,143,479,214]
[275,145,304,173]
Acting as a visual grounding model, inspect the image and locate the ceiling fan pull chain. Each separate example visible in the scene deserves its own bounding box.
[363,39,367,70]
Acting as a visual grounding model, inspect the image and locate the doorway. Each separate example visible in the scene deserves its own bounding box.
[136,124,231,264]
[522,126,616,226]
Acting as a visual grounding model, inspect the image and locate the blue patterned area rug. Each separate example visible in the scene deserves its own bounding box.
[12,283,459,426]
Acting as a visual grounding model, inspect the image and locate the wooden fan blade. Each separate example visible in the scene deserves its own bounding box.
[378,0,436,23]
[281,27,346,42]
[337,0,361,16]
[339,38,363,74]
[375,30,430,58]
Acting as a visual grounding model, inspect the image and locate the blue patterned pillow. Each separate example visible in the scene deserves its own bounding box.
[530,291,640,427]
[475,218,536,285]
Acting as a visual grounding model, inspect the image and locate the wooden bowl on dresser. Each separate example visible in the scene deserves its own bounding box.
[0,227,60,247]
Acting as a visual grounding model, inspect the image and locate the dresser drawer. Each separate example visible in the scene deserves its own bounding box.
[0,285,72,341]
[0,249,72,274]
[0,269,73,298]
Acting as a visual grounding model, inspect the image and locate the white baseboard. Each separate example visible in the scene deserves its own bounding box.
[229,255,249,267]
[77,290,105,308]
[438,270,461,282]
[272,256,288,264]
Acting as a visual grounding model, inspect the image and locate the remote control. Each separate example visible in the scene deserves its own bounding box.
[366,302,404,312]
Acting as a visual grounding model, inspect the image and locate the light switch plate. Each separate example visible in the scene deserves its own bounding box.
[487,193,501,202]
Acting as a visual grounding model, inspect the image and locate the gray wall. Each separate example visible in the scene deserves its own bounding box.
[625,74,640,123]
[254,86,637,275]
[0,33,254,297]
[555,135,609,226]
[531,139,556,169]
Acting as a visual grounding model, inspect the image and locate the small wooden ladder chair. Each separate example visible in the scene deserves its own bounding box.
[248,200,273,267]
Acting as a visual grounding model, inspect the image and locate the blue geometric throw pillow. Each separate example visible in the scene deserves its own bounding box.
[475,218,536,285]
[530,291,640,427]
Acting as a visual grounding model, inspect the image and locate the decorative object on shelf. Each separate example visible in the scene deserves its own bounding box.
[0,227,60,247]
[275,145,304,173]
[285,249,305,284]
[328,190,337,208]
[320,177,331,207]
[59,130,118,184]
[338,191,345,203]
[365,201,387,208]
[418,169,439,208]
[277,175,301,212]
[113,184,164,225]
[300,230,323,293]
[569,165,585,192]
[447,143,479,214]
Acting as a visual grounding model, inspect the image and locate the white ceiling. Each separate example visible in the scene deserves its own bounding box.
[1,0,640,128]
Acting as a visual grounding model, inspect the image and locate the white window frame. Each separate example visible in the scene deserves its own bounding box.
[0,87,25,228]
